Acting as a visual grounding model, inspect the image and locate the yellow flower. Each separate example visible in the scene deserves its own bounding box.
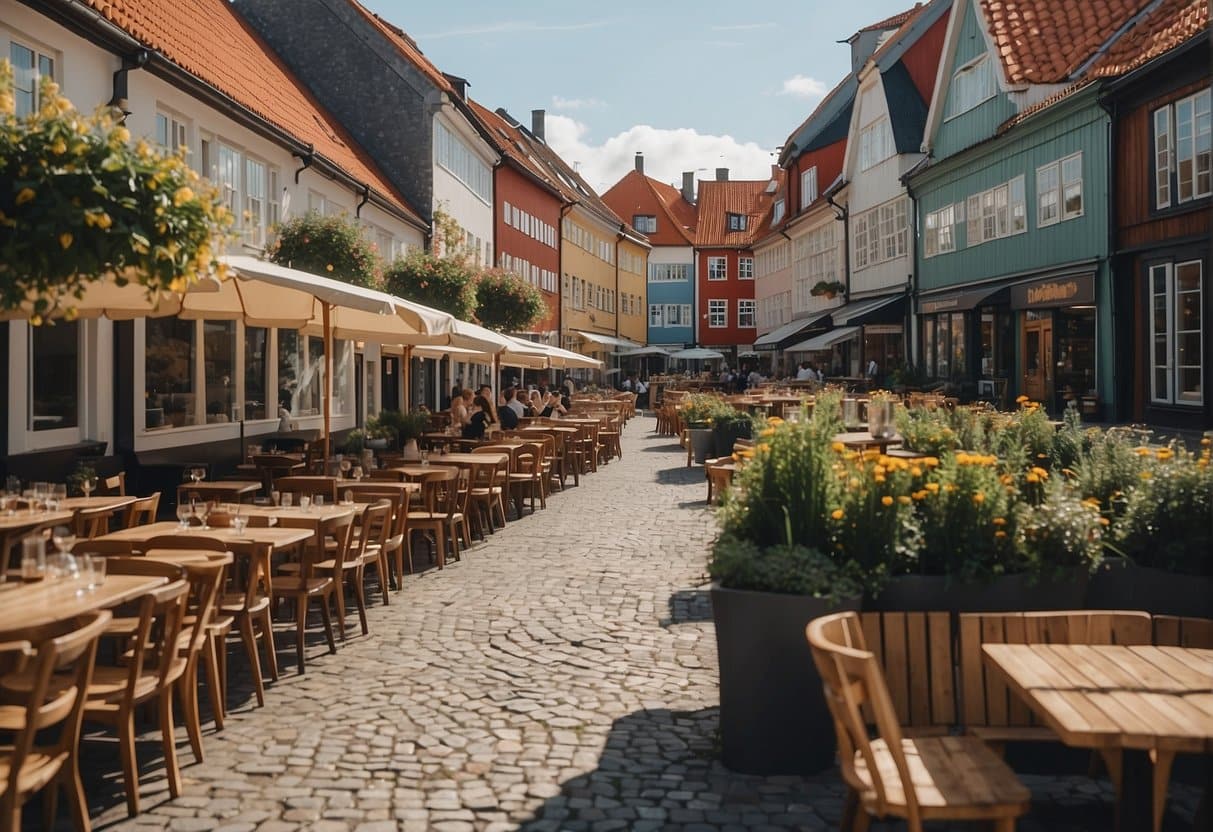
[1202,437,1211,447]
[849,477,860,489]
[995,530,1007,539]
[50,138,67,155]
[993,517,1007,526]
[173,186,195,207]
[832,442,845,453]
[767,416,784,425]
[1139,471,1152,480]
[831,509,844,520]
[757,443,771,453]
[1030,466,1049,480]
[924,457,940,468]
[59,232,73,249]
[1016,395,1029,404]
[1026,473,1039,484]
[881,496,894,507]
[1098,518,1110,526]
[874,475,886,484]
[112,125,130,143]
[925,482,940,493]
[912,490,927,501]
[1155,448,1174,461]
[759,427,776,438]
[326,264,335,272]
[972,492,985,504]
[15,187,35,205]
[898,495,911,505]
[911,466,923,477]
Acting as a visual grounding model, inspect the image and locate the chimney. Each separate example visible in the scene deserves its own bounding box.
[531,109,545,142]
[771,163,781,180]
[443,73,468,100]
[715,167,729,181]
[634,152,645,174]
[681,171,695,204]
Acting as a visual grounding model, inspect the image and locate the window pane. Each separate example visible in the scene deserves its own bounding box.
[30,321,78,431]
[950,313,966,376]
[334,340,351,415]
[245,327,268,420]
[146,318,196,427]
[303,337,325,416]
[1176,261,1202,292]
[278,329,300,416]
[203,321,236,423]
[11,43,36,116]
[1177,367,1202,401]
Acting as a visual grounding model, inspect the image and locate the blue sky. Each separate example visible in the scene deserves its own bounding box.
[363,0,915,191]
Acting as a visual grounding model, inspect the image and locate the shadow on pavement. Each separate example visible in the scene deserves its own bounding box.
[660,587,713,628]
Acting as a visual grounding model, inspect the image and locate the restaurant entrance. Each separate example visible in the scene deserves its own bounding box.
[1022,312,1053,404]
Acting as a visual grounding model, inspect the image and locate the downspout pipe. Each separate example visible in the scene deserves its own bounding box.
[1097,90,1122,420]
[109,48,148,117]
[293,145,315,185]
[354,183,370,218]
[826,193,850,304]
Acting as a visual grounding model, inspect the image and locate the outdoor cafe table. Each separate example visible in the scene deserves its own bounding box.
[983,642,1213,831]
[0,509,75,577]
[0,572,167,637]
[59,495,139,514]
[177,480,262,502]
[832,431,903,452]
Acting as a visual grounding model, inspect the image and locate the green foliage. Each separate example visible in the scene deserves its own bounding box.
[341,429,366,454]
[369,409,430,449]
[267,211,379,288]
[709,535,863,601]
[680,394,731,428]
[1112,443,1213,575]
[1069,425,1149,513]
[0,62,232,319]
[895,407,961,457]
[475,268,547,332]
[66,462,97,496]
[1014,484,1105,579]
[382,249,478,320]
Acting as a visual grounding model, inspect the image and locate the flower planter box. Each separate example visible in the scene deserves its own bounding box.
[711,583,860,775]
[712,422,752,458]
[688,427,714,464]
[1086,558,1212,618]
[865,570,1089,613]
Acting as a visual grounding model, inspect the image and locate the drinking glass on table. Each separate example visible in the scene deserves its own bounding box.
[52,526,77,557]
[298,495,311,512]
[313,494,324,508]
[81,554,105,590]
[80,477,95,498]
[52,484,68,504]
[343,489,353,505]
[20,535,46,582]
[281,492,293,508]
[352,466,363,482]
[231,509,248,534]
[340,458,352,478]
[196,501,211,530]
[176,503,192,528]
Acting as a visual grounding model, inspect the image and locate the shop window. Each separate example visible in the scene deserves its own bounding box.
[1056,309,1097,399]
[29,321,78,432]
[245,327,268,420]
[1150,260,1204,405]
[203,321,236,423]
[146,318,196,429]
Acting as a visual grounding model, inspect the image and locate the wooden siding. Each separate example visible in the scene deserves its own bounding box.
[902,12,950,103]
[934,0,1017,160]
[789,138,846,220]
[1116,78,1213,251]
[914,97,1109,293]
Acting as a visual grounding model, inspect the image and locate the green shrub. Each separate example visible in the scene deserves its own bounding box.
[382,250,478,320]
[1111,444,1213,575]
[268,211,379,287]
[709,535,863,601]
[475,268,547,332]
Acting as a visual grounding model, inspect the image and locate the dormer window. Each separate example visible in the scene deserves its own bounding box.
[773,198,785,224]
[945,55,997,120]
[633,214,657,233]
[726,213,747,232]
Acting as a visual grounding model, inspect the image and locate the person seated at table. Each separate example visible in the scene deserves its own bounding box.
[443,384,461,411]
[277,394,295,432]
[462,395,496,440]
[540,391,567,418]
[452,389,474,428]
[499,388,521,429]
[504,387,525,420]
[476,384,497,422]
[525,389,543,417]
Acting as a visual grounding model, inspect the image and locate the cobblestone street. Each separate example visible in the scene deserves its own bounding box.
[75,418,1200,832]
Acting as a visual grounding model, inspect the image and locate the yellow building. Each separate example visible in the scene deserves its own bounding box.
[561,204,643,360]
[616,231,650,346]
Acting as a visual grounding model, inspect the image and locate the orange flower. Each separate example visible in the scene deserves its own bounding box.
[881,496,894,507]
[831,509,844,520]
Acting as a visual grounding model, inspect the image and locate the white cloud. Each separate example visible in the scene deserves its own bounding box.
[420,19,611,40]
[544,115,776,194]
[778,74,829,99]
[710,22,775,31]
[551,95,606,111]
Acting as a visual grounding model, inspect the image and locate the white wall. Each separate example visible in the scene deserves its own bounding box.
[431,109,495,262]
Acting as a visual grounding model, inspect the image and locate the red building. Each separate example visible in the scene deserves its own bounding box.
[694,171,779,358]
[467,101,565,339]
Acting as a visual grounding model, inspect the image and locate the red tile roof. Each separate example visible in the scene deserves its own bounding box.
[857,4,924,35]
[602,170,697,246]
[345,0,455,95]
[1089,0,1209,77]
[695,179,778,248]
[753,168,789,238]
[978,0,1153,85]
[79,0,420,224]
[465,100,565,199]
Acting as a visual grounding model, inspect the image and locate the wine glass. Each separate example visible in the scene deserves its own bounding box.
[81,477,95,498]
[298,495,311,512]
[340,458,352,478]
[176,503,192,529]
[231,509,248,535]
[196,501,211,530]
[192,466,206,484]
[52,484,68,503]
[352,466,363,482]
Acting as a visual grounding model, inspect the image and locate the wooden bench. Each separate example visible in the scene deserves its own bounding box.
[859,611,956,736]
[957,611,1152,747]
[1153,614,1213,648]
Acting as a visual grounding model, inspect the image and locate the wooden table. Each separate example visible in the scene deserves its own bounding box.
[983,643,1213,831]
[0,573,167,636]
[59,495,139,513]
[832,431,903,452]
[427,452,510,469]
[0,509,77,577]
[177,480,262,502]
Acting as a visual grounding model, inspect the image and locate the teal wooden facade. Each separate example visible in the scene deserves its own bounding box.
[909,5,1119,416]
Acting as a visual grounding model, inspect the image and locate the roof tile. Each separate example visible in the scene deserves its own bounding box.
[695,179,779,248]
[602,171,698,246]
[1089,0,1208,77]
[80,0,420,223]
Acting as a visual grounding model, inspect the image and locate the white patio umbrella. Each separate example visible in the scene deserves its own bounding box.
[510,337,602,370]
[669,348,725,360]
[613,346,671,358]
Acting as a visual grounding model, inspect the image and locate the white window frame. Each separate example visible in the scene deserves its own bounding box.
[1154,90,1211,208]
[965,175,1024,246]
[633,214,657,233]
[1061,152,1084,220]
[1150,260,1204,406]
[800,167,818,209]
[772,198,785,224]
[25,320,83,445]
[738,257,754,280]
[1036,159,1061,227]
[244,156,269,248]
[738,299,756,328]
[945,54,997,120]
[154,109,189,154]
[9,39,56,118]
[707,257,728,281]
[859,117,894,171]
[708,299,728,328]
[852,197,907,270]
[726,213,747,232]
[923,203,958,258]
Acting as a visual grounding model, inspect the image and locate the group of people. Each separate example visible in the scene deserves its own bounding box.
[447,381,573,440]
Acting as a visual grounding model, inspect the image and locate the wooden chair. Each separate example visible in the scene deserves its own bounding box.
[704,458,736,505]
[122,492,161,528]
[348,488,409,590]
[351,500,393,616]
[957,610,1152,748]
[1153,615,1213,648]
[0,611,110,832]
[470,448,510,530]
[83,561,189,817]
[807,611,1030,832]
[74,505,116,539]
[171,553,232,765]
[270,512,352,671]
[97,472,126,496]
[407,469,460,569]
[507,442,545,518]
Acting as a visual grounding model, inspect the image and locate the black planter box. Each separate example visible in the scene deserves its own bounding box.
[865,570,1089,613]
[1086,559,1212,618]
[711,584,859,775]
[712,422,753,458]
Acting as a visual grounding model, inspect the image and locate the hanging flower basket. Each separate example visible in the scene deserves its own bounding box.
[809,280,845,300]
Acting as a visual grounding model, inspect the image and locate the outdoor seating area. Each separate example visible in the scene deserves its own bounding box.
[0,394,634,830]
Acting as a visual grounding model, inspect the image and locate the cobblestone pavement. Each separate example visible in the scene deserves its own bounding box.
[69,419,1201,831]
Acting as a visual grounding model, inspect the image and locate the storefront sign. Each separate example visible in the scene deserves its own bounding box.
[1011,273,1095,309]
[920,297,962,313]
[864,324,902,334]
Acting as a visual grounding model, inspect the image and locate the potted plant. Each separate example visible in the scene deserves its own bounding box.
[341,429,366,455]
[374,409,430,459]
[681,394,723,464]
[809,280,845,300]
[710,391,863,775]
[711,409,755,458]
[66,463,98,497]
